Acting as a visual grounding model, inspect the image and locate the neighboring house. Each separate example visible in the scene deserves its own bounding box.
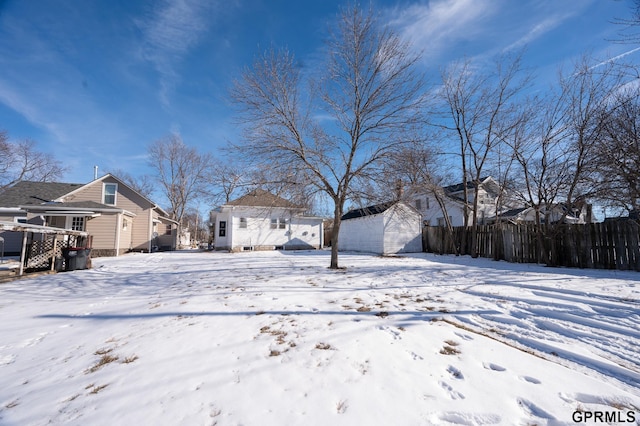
[210,189,323,252]
[0,175,178,256]
[491,203,593,225]
[412,177,507,227]
[338,201,422,255]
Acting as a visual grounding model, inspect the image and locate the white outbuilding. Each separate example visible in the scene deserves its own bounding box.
[338,201,423,255]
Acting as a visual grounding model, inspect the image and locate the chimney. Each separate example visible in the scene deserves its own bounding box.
[94,166,98,180]
[395,179,403,200]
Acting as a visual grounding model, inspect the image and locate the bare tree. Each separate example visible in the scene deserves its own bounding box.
[182,207,209,246]
[438,52,530,256]
[108,169,156,200]
[209,160,245,204]
[383,144,460,253]
[593,74,640,215]
[0,131,66,191]
[230,5,424,268]
[147,133,213,225]
[613,0,640,44]
[505,55,625,264]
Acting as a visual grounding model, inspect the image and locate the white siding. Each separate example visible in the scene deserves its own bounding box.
[212,206,323,251]
[338,214,385,254]
[382,205,423,254]
[339,203,422,255]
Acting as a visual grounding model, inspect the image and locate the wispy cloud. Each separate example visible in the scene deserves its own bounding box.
[387,0,595,68]
[591,46,640,69]
[502,15,566,53]
[137,0,216,107]
[500,0,590,55]
[387,0,500,60]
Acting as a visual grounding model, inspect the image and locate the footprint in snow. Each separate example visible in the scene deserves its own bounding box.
[519,375,541,384]
[0,354,16,365]
[447,365,464,379]
[517,398,556,421]
[435,412,501,425]
[19,332,49,348]
[454,332,474,341]
[483,362,506,372]
[408,351,423,361]
[377,325,401,340]
[439,381,465,400]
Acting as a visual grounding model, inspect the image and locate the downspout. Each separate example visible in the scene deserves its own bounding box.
[148,209,153,253]
[115,213,122,257]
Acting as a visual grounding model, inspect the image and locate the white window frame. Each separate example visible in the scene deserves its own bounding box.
[103,183,118,205]
[270,218,287,229]
[68,216,85,231]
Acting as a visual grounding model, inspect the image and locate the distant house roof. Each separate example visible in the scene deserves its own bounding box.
[0,175,172,219]
[341,202,397,221]
[499,207,529,218]
[225,189,303,209]
[0,181,83,207]
[443,176,491,194]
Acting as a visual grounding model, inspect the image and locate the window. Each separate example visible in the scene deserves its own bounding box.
[219,221,226,237]
[103,183,117,205]
[415,198,422,210]
[270,218,287,229]
[122,219,128,231]
[71,216,85,231]
[239,217,247,228]
[425,197,430,209]
[165,224,172,235]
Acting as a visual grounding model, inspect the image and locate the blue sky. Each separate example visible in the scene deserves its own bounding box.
[0,0,638,188]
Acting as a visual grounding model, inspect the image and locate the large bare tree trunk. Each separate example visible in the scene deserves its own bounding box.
[230,5,425,269]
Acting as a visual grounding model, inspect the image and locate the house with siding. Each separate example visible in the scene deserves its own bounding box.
[412,177,508,227]
[210,189,323,252]
[338,201,422,255]
[0,174,178,256]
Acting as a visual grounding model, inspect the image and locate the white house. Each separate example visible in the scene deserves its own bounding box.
[338,201,422,255]
[412,177,507,227]
[493,203,593,225]
[210,189,323,252]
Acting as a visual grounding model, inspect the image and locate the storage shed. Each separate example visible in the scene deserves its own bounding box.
[338,201,422,255]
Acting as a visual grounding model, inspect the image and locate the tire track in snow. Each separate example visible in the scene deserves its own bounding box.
[455,285,640,389]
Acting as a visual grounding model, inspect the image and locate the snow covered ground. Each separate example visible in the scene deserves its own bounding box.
[0,250,638,425]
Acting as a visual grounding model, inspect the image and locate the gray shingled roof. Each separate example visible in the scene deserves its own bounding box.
[0,181,83,208]
[443,176,490,194]
[341,201,396,220]
[226,189,302,209]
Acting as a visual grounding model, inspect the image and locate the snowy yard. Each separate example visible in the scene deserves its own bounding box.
[0,250,638,425]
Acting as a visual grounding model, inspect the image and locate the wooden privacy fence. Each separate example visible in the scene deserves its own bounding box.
[423,220,640,271]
